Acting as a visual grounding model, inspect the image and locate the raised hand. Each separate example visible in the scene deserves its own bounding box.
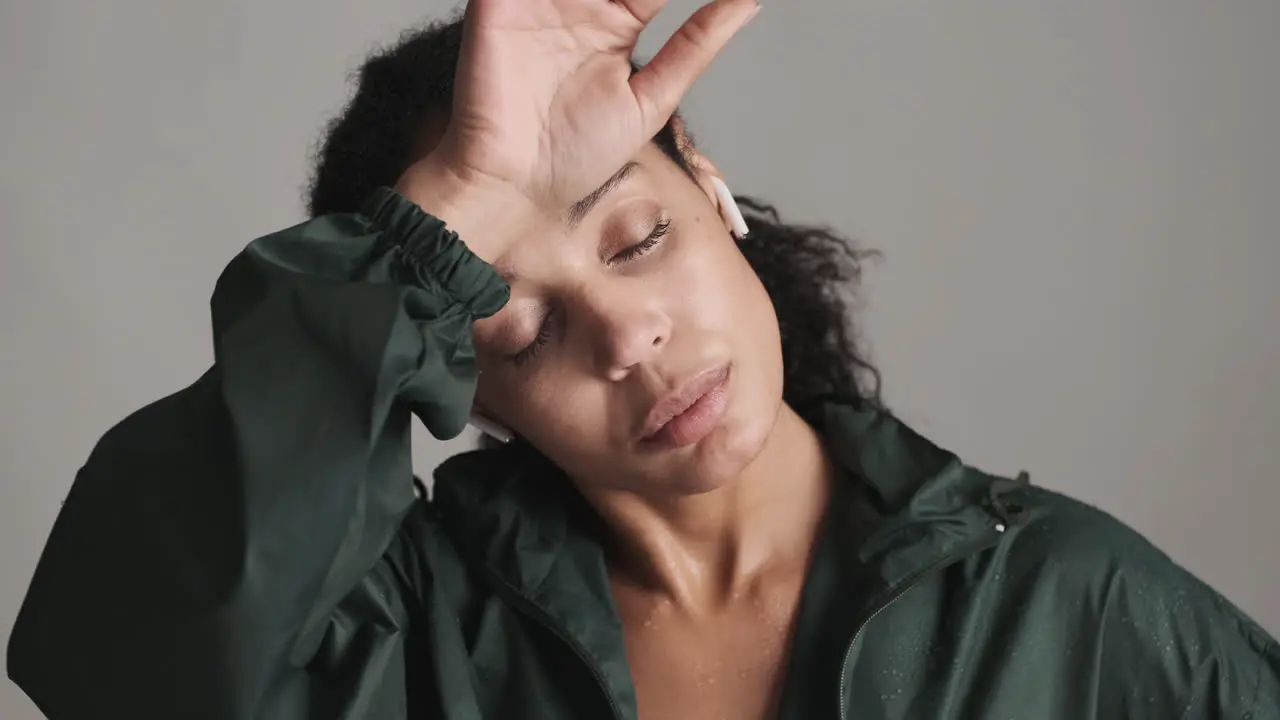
[398,0,759,258]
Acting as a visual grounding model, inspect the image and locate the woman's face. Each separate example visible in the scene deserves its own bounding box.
[472,143,784,497]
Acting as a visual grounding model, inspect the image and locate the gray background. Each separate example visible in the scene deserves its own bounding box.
[2,1,1277,717]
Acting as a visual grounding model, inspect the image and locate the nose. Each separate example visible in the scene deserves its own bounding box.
[577,280,671,381]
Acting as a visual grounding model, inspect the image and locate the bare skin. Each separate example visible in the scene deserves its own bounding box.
[605,407,836,719]
[392,1,839,717]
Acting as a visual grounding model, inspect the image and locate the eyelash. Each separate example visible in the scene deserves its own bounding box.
[511,218,673,367]
[611,217,672,264]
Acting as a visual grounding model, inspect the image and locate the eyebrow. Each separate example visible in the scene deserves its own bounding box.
[496,161,643,283]
[565,161,641,229]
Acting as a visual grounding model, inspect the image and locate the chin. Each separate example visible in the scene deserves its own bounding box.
[667,381,782,496]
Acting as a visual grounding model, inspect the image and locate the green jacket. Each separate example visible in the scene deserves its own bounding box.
[9,188,1279,719]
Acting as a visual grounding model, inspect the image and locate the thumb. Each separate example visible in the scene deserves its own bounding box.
[629,0,760,137]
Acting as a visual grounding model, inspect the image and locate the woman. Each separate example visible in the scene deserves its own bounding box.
[9,0,1278,718]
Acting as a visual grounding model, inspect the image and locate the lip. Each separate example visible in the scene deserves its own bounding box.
[640,364,732,448]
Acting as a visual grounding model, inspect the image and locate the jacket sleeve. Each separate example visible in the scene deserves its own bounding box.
[1117,541,1280,718]
[1168,592,1280,719]
[1169,597,1280,718]
[1036,489,1280,719]
[6,187,509,719]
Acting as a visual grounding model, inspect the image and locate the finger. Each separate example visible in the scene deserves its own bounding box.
[629,0,759,135]
[612,0,670,25]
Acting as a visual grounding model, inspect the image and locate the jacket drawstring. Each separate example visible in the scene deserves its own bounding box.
[986,471,1032,529]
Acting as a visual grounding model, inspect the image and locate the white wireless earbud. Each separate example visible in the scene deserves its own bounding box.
[470,411,514,443]
[710,176,750,239]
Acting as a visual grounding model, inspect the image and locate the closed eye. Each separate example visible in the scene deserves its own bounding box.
[510,218,672,367]
[610,218,671,265]
[511,312,555,367]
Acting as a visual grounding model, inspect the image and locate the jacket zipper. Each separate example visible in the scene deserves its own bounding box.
[479,565,626,720]
[837,529,1003,718]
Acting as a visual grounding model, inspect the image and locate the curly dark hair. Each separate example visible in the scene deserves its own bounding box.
[307,16,881,411]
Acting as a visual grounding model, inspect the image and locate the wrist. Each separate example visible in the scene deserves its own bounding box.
[395,156,536,264]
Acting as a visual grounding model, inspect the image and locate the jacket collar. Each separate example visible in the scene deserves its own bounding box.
[800,399,1022,587]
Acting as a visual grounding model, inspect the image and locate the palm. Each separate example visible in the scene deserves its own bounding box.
[443,0,757,206]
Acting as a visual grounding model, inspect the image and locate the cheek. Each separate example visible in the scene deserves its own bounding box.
[499,368,618,461]
[674,233,776,341]
[680,234,784,415]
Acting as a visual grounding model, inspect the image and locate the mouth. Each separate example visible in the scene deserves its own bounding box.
[640,363,732,449]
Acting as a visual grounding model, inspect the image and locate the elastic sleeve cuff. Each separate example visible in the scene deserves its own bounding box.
[362,187,510,317]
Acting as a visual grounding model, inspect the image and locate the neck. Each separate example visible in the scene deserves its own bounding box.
[587,403,835,613]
